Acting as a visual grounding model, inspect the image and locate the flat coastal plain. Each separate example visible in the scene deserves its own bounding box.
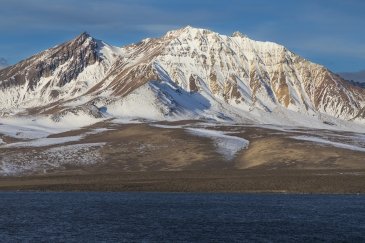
[1,121,365,193]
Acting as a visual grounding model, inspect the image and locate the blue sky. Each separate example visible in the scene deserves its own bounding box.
[0,0,364,72]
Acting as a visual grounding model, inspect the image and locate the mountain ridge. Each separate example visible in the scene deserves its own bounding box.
[1,26,365,130]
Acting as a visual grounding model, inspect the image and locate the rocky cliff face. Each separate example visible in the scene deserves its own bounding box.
[0,32,117,110]
[149,27,365,121]
[1,26,365,126]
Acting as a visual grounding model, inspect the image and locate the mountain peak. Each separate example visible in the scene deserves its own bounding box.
[65,31,99,51]
[165,25,216,39]
[183,25,194,30]
[79,31,91,38]
[73,31,92,42]
[182,25,214,33]
[232,31,248,38]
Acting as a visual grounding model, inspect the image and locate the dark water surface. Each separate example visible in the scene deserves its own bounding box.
[0,192,364,242]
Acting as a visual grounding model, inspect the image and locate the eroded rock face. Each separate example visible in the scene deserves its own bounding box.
[0,33,100,90]
[0,32,112,112]
[223,76,242,104]
[153,27,365,120]
[189,74,199,92]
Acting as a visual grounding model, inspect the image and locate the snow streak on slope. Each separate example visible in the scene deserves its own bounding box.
[0,113,104,140]
[292,135,365,152]
[2,136,83,148]
[149,122,250,160]
[186,128,249,160]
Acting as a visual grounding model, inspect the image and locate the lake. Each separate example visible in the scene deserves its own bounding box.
[0,192,364,242]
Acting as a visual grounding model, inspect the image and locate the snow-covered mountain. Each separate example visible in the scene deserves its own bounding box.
[1,26,365,128]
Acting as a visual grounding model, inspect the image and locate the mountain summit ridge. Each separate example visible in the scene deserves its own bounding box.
[0,26,365,129]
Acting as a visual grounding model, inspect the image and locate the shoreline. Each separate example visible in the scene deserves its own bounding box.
[1,169,365,194]
[1,190,364,196]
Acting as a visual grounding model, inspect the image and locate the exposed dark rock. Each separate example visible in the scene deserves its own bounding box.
[0,32,100,90]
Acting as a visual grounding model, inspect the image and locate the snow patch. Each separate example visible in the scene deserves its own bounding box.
[85,128,113,135]
[186,128,249,160]
[1,136,82,148]
[0,143,105,176]
[111,118,144,124]
[106,83,171,120]
[291,135,365,152]
[150,124,185,129]
[0,114,104,140]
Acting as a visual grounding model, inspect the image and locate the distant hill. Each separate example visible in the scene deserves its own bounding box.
[339,70,365,83]
[339,70,365,88]
[0,58,7,70]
